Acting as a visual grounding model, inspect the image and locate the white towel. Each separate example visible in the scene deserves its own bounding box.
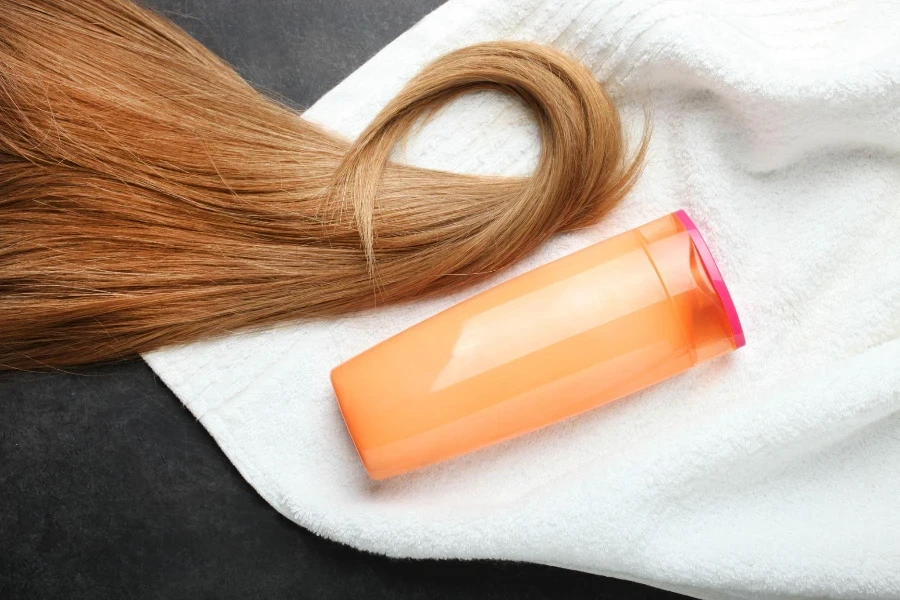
[144,1,900,598]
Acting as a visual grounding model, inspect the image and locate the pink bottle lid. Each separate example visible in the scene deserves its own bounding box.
[673,210,745,349]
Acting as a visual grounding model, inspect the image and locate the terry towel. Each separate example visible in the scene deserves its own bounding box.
[144,1,900,598]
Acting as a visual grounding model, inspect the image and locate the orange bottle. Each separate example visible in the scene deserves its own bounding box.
[331,211,745,479]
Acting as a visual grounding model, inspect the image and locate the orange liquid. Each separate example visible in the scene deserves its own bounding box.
[332,213,740,479]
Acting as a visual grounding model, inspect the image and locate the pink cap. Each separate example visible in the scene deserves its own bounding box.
[673,210,745,349]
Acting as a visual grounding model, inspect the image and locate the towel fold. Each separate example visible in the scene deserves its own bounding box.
[145,1,900,597]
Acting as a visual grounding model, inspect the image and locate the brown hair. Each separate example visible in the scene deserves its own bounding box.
[0,0,645,370]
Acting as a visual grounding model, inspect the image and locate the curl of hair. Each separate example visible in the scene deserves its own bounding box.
[0,0,646,370]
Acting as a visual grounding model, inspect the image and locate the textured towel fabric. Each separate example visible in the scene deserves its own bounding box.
[144,1,900,598]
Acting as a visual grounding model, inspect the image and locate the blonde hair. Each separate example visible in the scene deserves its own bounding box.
[0,0,645,370]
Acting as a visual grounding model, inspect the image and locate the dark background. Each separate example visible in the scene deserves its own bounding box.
[0,2,686,598]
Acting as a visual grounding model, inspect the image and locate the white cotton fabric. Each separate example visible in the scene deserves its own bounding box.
[144,1,900,598]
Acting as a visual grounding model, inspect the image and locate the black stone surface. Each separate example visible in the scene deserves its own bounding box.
[0,2,687,598]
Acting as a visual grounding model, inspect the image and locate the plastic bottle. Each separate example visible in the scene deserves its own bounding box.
[331,210,745,479]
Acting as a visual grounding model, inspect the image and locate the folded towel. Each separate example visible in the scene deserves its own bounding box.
[144,0,900,597]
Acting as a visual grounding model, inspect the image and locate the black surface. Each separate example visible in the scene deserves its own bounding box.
[0,2,687,599]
